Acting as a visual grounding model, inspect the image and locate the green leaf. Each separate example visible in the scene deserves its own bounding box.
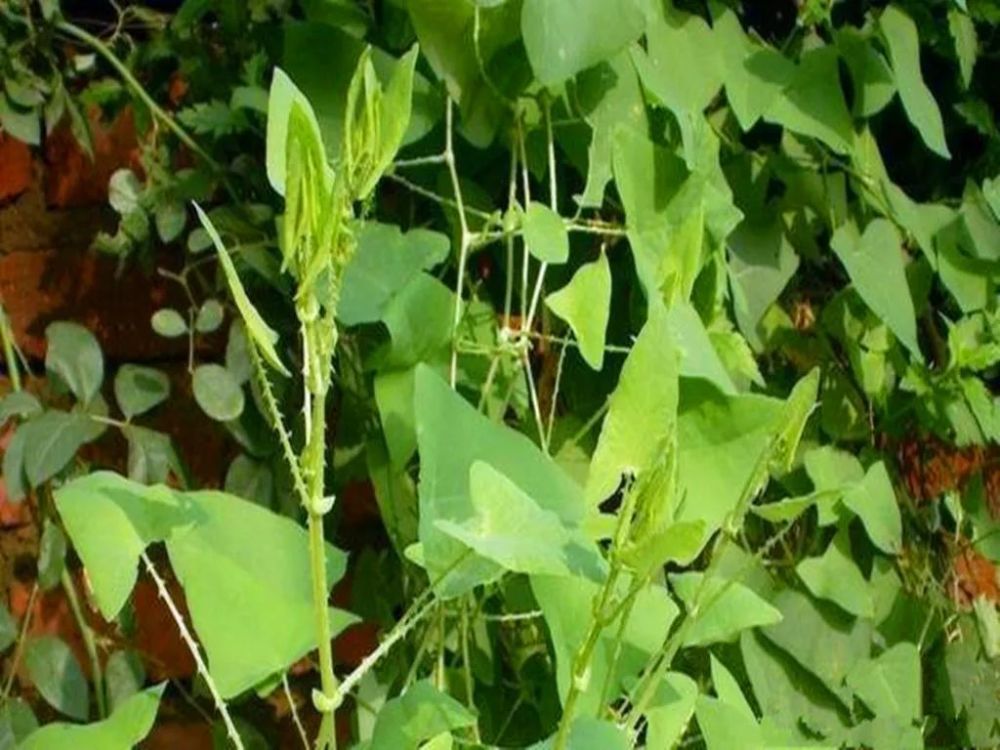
[715,9,795,131]
[0,392,42,426]
[948,10,978,88]
[675,383,785,535]
[831,219,922,360]
[24,636,89,720]
[195,299,225,334]
[631,6,724,117]
[104,650,145,711]
[521,0,647,86]
[373,275,455,369]
[665,302,737,394]
[369,681,476,750]
[796,529,874,618]
[114,365,170,420]
[974,596,1000,659]
[155,201,186,243]
[0,96,41,145]
[846,643,921,723]
[123,426,184,486]
[0,603,16,652]
[621,520,706,576]
[696,695,764,750]
[762,588,872,702]
[752,489,842,523]
[842,461,902,555]
[55,472,351,699]
[45,322,104,406]
[535,717,631,749]
[763,47,853,154]
[415,366,583,597]
[523,202,569,264]
[37,519,67,591]
[545,253,611,370]
[20,410,104,488]
[20,684,164,750]
[879,5,951,158]
[646,672,698,749]
[266,67,327,196]
[0,699,38,749]
[166,489,352,697]
[938,616,1000,747]
[710,654,756,722]
[436,461,606,581]
[195,204,290,375]
[728,217,799,348]
[108,169,141,215]
[192,364,245,422]
[671,572,783,646]
[338,223,450,326]
[151,309,188,338]
[586,311,679,508]
[532,575,679,715]
[576,53,647,207]
[836,28,896,118]
[2,427,27,503]
[224,454,274,507]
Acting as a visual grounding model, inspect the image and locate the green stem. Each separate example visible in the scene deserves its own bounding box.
[1,583,37,704]
[0,306,22,392]
[61,569,107,718]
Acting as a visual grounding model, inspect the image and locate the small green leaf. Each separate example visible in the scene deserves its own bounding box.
[20,684,165,750]
[621,520,706,577]
[224,454,275,507]
[114,365,170,420]
[523,202,569,264]
[369,681,476,750]
[974,596,1000,659]
[194,204,290,376]
[37,520,67,591]
[21,410,104,488]
[842,461,902,555]
[880,5,951,158]
[45,322,104,406]
[709,655,756,722]
[831,219,922,360]
[123,426,183,486]
[192,364,245,422]
[154,201,186,243]
[797,529,874,618]
[104,650,145,711]
[545,253,611,370]
[24,636,89,720]
[695,695,763,750]
[108,169,141,215]
[151,309,188,338]
[0,603,16,652]
[195,299,225,334]
[0,699,38,749]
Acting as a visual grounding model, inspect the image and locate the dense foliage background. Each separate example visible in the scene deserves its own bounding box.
[1,0,999,748]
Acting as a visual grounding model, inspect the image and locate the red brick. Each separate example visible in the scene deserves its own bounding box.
[45,107,140,209]
[0,135,33,203]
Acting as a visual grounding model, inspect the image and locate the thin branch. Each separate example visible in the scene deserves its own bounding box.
[141,552,245,750]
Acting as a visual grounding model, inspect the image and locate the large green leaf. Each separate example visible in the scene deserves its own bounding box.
[414,366,583,597]
[846,642,921,723]
[585,311,679,508]
[338,223,450,326]
[545,253,611,371]
[20,410,105,489]
[54,472,350,698]
[631,6,724,117]
[369,681,476,750]
[696,695,764,750]
[836,28,896,118]
[645,672,698,749]
[435,461,606,581]
[532,574,679,716]
[23,636,89,721]
[879,5,951,158]
[831,219,922,360]
[521,0,647,86]
[20,684,164,750]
